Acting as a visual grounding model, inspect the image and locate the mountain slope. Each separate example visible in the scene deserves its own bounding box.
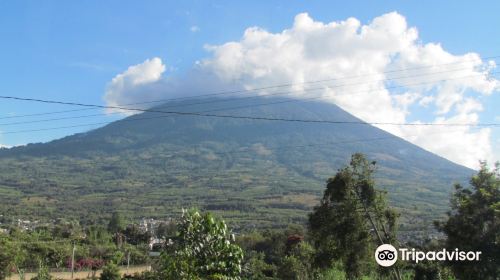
[0,97,473,234]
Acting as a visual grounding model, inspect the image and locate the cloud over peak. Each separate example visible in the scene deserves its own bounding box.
[103,12,498,168]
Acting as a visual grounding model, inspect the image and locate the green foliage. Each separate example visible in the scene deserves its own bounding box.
[412,262,454,280]
[309,153,399,279]
[88,225,113,244]
[0,237,14,280]
[241,252,276,280]
[160,209,244,279]
[316,263,347,280]
[100,262,122,280]
[155,222,176,239]
[0,224,150,278]
[108,212,126,234]
[30,261,53,280]
[277,242,315,280]
[0,150,430,280]
[0,97,473,235]
[236,225,317,280]
[436,162,500,279]
[123,271,161,280]
[240,230,285,266]
[121,244,149,265]
[122,225,151,245]
[402,239,455,280]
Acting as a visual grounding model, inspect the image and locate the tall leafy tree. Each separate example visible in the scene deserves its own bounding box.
[107,212,125,234]
[436,162,499,279]
[308,153,399,279]
[160,209,244,280]
[277,241,315,280]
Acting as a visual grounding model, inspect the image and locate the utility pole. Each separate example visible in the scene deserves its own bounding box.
[126,251,130,272]
[71,242,76,280]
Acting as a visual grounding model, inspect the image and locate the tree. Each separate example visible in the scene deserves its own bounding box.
[160,209,244,279]
[236,231,279,279]
[155,222,176,239]
[241,252,276,280]
[108,212,125,234]
[277,242,315,280]
[412,261,454,280]
[0,238,14,280]
[100,262,121,280]
[122,225,151,245]
[436,162,499,279]
[308,153,399,279]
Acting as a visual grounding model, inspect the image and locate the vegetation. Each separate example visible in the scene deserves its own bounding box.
[309,154,399,279]
[159,209,243,279]
[0,220,150,280]
[31,262,52,280]
[108,212,126,234]
[101,263,121,280]
[0,98,473,236]
[0,153,496,280]
[0,239,14,280]
[436,162,500,279]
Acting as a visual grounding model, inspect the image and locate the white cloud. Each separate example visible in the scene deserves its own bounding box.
[198,12,498,168]
[190,25,200,32]
[103,57,166,114]
[103,12,499,169]
[394,117,493,169]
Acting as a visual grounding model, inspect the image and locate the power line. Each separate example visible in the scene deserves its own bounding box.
[2,71,498,127]
[94,64,499,108]
[95,56,500,103]
[0,64,497,132]
[189,71,500,114]
[1,92,499,132]
[1,57,498,120]
[90,57,500,107]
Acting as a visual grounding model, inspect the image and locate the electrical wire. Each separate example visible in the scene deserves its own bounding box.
[1,56,498,120]
[1,70,498,127]
[1,91,498,133]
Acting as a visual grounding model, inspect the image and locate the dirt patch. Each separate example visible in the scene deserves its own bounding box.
[7,265,150,280]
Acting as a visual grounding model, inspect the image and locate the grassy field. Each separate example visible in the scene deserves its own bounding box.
[7,265,150,280]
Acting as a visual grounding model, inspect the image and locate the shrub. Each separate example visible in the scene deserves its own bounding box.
[100,263,121,280]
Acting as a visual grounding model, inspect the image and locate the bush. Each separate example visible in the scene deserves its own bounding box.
[30,261,53,280]
[160,209,243,279]
[100,263,121,280]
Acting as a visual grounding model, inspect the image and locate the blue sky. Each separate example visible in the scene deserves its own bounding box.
[0,1,499,167]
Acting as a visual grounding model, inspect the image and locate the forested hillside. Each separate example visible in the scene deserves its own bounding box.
[0,97,473,235]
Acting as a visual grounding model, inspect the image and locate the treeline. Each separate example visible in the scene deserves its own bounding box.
[0,154,498,280]
[0,219,155,280]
